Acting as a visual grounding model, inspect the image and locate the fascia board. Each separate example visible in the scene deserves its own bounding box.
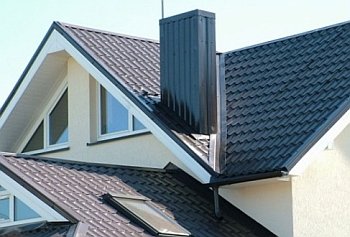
[289,106,350,175]
[0,170,66,222]
[0,29,66,133]
[52,29,212,183]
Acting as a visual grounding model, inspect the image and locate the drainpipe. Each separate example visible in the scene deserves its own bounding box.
[213,186,222,219]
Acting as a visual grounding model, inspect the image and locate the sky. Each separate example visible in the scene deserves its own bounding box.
[0,0,349,107]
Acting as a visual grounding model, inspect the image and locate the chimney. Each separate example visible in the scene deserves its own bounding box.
[160,10,217,135]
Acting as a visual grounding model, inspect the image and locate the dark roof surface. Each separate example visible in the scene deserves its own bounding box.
[223,22,350,177]
[59,21,350,179]
[0,154,274,237]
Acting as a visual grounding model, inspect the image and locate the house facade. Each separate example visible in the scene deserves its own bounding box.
[0,9,349,236]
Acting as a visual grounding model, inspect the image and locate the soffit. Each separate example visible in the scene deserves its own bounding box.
[0,51,69,152]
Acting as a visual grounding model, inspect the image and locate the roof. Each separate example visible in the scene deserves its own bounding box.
[58,20,350,180]
[0,154,274,237]
[223,21,350,178]
[1,222,73,237]
[1,18,350,183]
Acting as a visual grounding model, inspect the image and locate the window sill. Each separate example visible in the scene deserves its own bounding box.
[22,144,70,156]
[87,130,151,146]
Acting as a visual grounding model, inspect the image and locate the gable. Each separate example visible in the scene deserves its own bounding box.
[0,25,211,183]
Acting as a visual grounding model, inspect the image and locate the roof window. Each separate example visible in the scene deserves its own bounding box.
[103,193,190,236]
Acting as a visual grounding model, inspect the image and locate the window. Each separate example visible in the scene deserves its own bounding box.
[22,122,44,153]
[49,90,68,145]
[22,88,68,153]
[0,186,40,224]
[98,85,146,139]
[103,193,190,236]
[0,196,10,222]
[14,198,40,221]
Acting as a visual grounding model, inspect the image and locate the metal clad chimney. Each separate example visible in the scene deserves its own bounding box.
[160,9,217,135]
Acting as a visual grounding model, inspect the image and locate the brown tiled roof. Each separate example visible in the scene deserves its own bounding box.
[59,22,160,96]
[0,154,274,237]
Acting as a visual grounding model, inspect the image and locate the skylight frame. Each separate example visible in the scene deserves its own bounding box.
[103,193,191,237]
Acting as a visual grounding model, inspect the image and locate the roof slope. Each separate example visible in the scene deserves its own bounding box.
[0,154,274,237]
[223,21,350,177]
[58,22,160,96]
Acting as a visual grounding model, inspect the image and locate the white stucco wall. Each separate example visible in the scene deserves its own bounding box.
[220,179,293,237]
[291,124,350,237]
[220,123,350,237]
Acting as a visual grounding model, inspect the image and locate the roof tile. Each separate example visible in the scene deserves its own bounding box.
[223,21,350,177]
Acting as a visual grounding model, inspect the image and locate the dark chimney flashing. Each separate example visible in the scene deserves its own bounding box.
[160,9,217,135]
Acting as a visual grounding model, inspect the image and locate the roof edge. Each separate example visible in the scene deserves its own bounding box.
[2,152,169,173]
[224,19,350,55]
[284,97,350,171]
[56,21,159,44]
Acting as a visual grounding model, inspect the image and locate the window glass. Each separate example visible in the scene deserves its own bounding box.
[49,90,68,145]
[14,197,40,221]
[23,121,44,152]
[109,195,190,236]
[133,117,146,131]
[0,186,5,192]
[100,86,128,134]
[0,197,10,221]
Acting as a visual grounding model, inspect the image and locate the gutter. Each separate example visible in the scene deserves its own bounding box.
[207,170,288,186]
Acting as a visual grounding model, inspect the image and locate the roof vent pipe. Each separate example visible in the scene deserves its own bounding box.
[159,9,217,135]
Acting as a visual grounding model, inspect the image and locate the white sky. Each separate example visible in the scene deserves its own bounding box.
[0,0,349,107]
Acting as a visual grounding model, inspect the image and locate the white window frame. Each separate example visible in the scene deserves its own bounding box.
[0,190,12,223]
[0,192,43,228]
[21,84,69,155]
[45,86,69,149]
[97,84,148,141]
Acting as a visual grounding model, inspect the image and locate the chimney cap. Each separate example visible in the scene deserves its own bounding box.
[160,9,215,24]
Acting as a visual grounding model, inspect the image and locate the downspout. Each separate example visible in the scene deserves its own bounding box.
[213,186,222,219]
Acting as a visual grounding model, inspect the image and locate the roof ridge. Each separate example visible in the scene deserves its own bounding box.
[56,21,159,44]
[1,153,167,173]
[224,19,350,55]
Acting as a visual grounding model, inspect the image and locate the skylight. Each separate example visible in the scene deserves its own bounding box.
[103,193,190,236]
